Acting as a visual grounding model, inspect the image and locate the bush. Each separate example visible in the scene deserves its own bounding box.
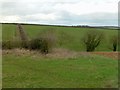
[2,40,28,49]
[29,38,49,54]
[29,38,43,50]
[82,30,104,52]
[13,40,27,49]
[2,40,14,49]
[40,39,49,54]
[29,29,57,54]
[20,41,29,49]
[109,35,118,51]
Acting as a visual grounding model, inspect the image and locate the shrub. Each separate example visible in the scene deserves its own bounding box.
[40,39,49,54]
[109,35,118,51]
[2,40,21,49]
[2,40,14,49]
[29,29,57,54]
[29,38,49,54]
[29,38,43,50]
[13,40,23,49]
[82,30,104,52]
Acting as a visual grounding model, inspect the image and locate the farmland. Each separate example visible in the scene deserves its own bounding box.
[2,23,118,51]
[2,23,118,88]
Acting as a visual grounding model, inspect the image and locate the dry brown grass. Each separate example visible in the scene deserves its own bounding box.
[47,48,82,59]
[2,48,118,60]
[2,48,91,59]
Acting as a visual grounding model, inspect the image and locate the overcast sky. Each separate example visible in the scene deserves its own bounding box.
[0,0,119,26]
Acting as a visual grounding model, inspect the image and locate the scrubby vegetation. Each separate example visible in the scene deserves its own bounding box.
[2,24,118,53]
[29,38,50,54]
[82,30,104,52]
[109,35,118,51]
[2,24,58,54]
[2,24,118,51]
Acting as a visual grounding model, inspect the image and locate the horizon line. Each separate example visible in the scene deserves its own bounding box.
[0,22,118,27]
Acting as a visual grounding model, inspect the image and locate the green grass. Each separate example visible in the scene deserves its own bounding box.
[2,24,118,51]
[2,23,118,88]
[3,54,118,88]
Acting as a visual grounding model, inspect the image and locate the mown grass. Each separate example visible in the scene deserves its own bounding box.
[2,24,118,51]
[3,53,118,88]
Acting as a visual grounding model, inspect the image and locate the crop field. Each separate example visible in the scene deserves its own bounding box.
[2,23,118,88]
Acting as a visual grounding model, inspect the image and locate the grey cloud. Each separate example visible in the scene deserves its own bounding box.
[2,2,56,16]
[49,12,117,26]
[24,11,117,26]
[1,0,118,26]
[2,1,81,16]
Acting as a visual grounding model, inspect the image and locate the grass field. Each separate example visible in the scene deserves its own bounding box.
[2,49,118,88]
[2,23,118,88]
[2,24,118,51]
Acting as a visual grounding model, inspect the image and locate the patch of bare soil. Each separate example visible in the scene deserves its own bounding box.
[92,52,119,60]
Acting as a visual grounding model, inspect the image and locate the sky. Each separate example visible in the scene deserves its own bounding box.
[0,0,119,26]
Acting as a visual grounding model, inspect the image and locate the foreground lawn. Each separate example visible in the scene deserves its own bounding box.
[3,53,118,88]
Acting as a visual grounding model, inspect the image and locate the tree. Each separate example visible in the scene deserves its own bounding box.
[82,30,103,52]
[110,35,118,51]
